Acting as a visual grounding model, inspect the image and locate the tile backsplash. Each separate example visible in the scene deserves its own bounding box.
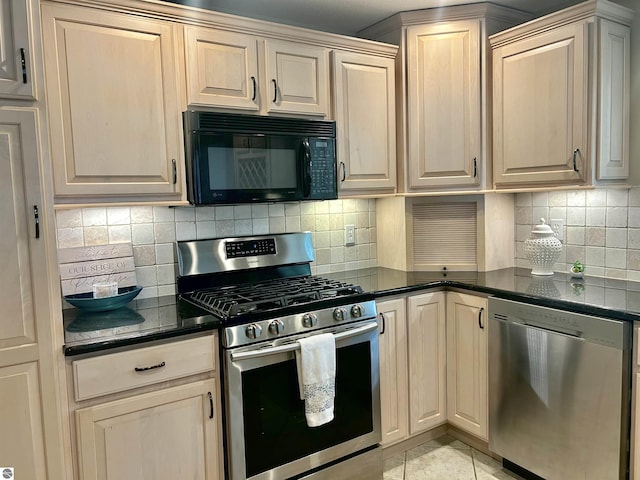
[57,187,640,298]
[515,187,640,281]
[55,199,377,299]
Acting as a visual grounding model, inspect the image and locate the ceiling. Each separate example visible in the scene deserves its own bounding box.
[165,0,590,36]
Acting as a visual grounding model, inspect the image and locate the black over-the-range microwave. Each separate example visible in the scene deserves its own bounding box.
[183,110,338,205]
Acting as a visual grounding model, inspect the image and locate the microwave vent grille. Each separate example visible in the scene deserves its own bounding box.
[189,111,336,137]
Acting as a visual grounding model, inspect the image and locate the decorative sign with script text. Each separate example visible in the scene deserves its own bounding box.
[58,243,137,296]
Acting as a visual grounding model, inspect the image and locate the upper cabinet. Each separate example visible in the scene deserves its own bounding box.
[0,0,35,99]
[359,4,529,193]
[406,20,481,190]
[264,40,328,116]
[36,0,397,205]
[332,51,396,195]
[41,2,184,204]
[184,26,329,116]
[490,0,633,189]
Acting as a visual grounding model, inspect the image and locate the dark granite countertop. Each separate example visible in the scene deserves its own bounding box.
[62,295,222,356]
[324,266,640,323]
[63,266,640,356]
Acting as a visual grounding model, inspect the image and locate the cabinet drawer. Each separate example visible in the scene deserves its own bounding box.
[73,335,216,401]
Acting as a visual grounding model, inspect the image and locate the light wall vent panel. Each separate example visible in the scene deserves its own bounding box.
[411,202,477,271]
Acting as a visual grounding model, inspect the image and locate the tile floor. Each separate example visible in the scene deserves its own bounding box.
[383,435,525,480]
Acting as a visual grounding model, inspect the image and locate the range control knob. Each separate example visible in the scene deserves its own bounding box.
[351,304,363,318]
[333,307,347,322]
[302,313,318,328]
[268,319,285,335]
[245,323,263,339]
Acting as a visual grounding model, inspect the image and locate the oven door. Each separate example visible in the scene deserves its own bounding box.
[224,320,381,480]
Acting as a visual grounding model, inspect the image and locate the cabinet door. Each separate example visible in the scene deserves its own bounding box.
[446,292,488,440]
[407,291,446,434]
[0,110,41,350]
[184,26,259,110]
[0,0,35,99]
[376,298,409,446]
[332,51,396,194]
[0,110,53,478]
[597,19,630,181]
[265,40,328,116]
[406,21,481,189]
[0,362,47,478]
[493,22,587,187]
[76,379,223,480]
[41,3,183,201]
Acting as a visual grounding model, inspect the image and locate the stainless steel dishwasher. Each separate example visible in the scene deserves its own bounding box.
[488,297,631,480]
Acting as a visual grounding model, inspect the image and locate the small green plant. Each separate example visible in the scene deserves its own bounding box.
[571,260,585,273]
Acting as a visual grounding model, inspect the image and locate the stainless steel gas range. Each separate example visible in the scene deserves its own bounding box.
[176,232,382,480]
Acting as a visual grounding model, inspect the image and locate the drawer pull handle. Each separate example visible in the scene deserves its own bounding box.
[208,391,214,419]
[134,361,166,372]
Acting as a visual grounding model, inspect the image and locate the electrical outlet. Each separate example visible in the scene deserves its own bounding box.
[550,218,564,241]
[345,224,355,246]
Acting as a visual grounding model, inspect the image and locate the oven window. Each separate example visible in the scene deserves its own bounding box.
[241,342,373,478]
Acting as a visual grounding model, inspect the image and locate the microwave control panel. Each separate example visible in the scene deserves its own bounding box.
[308,137,336,199]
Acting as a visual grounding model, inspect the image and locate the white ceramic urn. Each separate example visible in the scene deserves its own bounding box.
[524,218,562,276]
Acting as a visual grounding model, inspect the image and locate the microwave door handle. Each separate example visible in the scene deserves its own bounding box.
[302,138,311,197]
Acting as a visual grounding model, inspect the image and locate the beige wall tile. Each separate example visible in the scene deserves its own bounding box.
[84,226,109,245]
[108,225,131,244]
[132,224,154,245]
[56,209,82,228]
[131,206,153,223]
[107,207,131,225]
[133,245,155,266]
[82,207,106,226]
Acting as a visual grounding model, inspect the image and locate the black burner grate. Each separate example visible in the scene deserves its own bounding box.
[186,276,363,318]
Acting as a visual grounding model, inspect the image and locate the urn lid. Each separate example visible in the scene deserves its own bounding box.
[531,218,554,237]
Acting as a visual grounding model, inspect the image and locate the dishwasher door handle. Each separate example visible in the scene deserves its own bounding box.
[492,315,584,341]
[522,320,584,340]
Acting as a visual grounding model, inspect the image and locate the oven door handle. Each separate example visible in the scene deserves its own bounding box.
[230,321,378,362]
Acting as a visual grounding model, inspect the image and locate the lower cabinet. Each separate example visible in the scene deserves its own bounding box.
[76,379,222,480]
[377,297,409,446]
[446,292,488,440]
[407,292,447,434]
[69,334,223,480]
[377,291,447,446]
[631,322,640,480]
[377,290,488,448]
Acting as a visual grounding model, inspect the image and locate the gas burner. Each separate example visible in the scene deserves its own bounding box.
[184,275,363,319]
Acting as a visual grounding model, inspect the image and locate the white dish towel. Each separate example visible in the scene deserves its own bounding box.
[295,333,336,427]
